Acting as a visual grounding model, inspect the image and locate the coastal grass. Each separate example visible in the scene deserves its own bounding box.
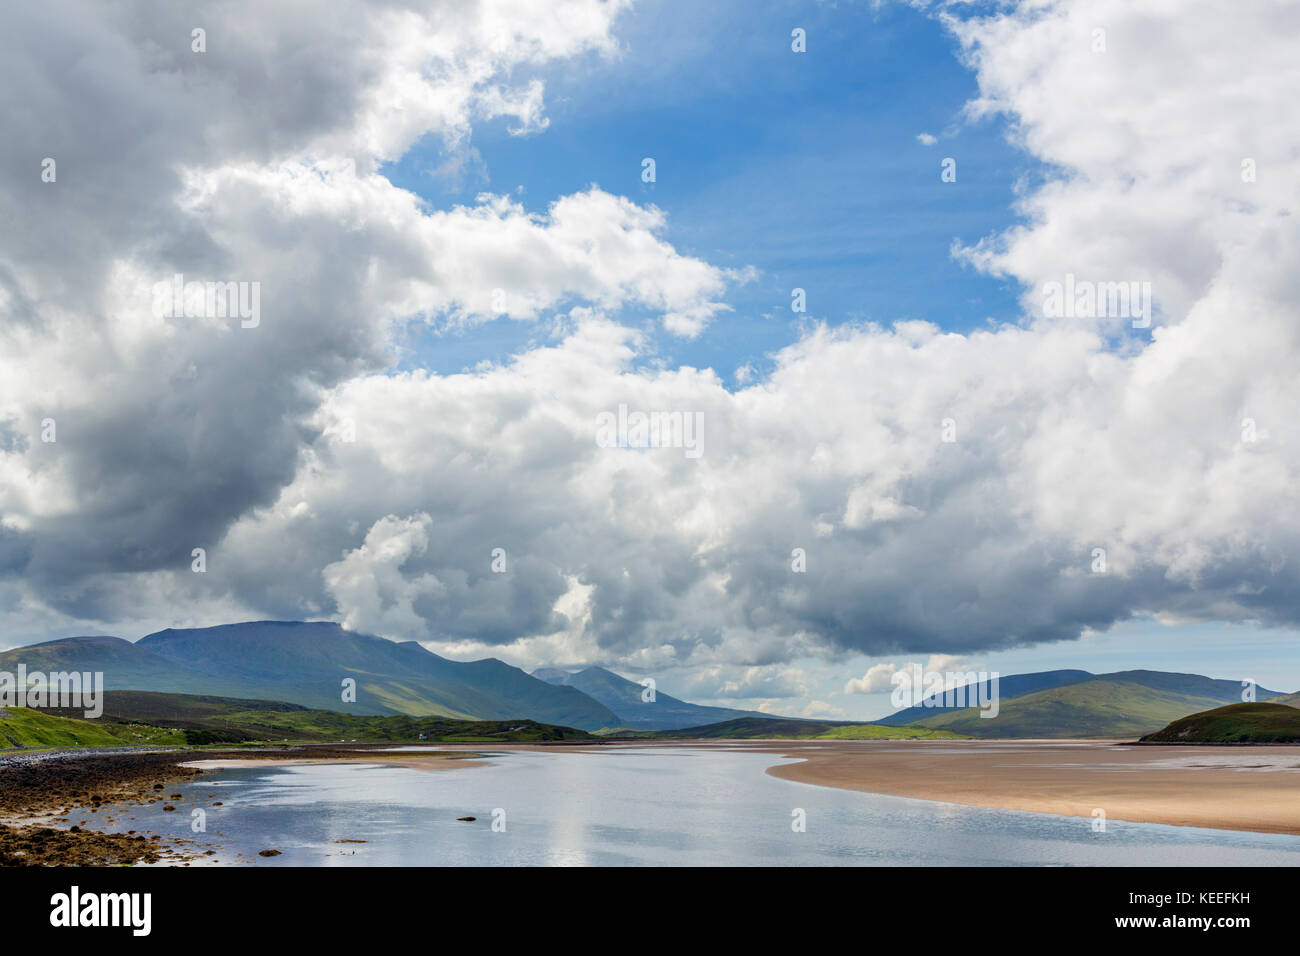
[0,707,186,749]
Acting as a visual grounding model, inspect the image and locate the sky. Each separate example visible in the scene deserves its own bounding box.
[1,0,1298,720]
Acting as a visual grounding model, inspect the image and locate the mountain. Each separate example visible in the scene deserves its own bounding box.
[875,669,1093,726]
[910,679,1222,738]
[877,668,1285,737]
[1,621,620,731]
[531,665,769,730]
[1141,702,1300,743]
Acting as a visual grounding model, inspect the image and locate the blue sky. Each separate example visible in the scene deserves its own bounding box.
[3,0,1297,723]
[382,0,1300,715]
[384,0,1030,380]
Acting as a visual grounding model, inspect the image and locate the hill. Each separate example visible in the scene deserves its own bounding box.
[876,669,1093,726]
[41,690,594,744]
[911,678,1229,738]
[635,715,965,740]
[2,622,620,731]
[1140,702,1300,743]
[0,706,186,749]
[533,665,769,730]
[877,668,1282,728]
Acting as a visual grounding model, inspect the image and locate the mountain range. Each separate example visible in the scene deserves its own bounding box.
[0,621,761,732]
[884,670,1284,739]
[531,665,768,730]
[0,621,1289,738]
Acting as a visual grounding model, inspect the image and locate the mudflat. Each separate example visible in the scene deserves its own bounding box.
[731,738,1300,836]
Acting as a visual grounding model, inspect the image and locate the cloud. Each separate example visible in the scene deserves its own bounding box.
[2,0,1298,688]
[916,132,937,146]
[845,664,897,695]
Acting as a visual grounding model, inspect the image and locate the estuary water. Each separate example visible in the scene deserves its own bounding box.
[92,747,1300,866]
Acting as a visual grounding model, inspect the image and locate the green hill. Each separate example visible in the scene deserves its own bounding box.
[0,706,185,749]
[636,716,964,740]
[879,669,1282,728]
[912,678,1227,738]
[41,690,594,744]
[1140,702,1300,743]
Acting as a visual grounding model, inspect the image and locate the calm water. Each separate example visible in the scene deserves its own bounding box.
[90,748,1300,866]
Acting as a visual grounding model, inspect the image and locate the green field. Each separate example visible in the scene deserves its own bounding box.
[630,716,966,740]
[0,707,186,749]
[0,691,595,750]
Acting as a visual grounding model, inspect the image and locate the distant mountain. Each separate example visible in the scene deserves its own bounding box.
[531,665,769,730]
[877,668,1285,737]
[1141,702,1300,743]
[908,676,1277,739]
[1,621,620,731]
[875,669,1093,726]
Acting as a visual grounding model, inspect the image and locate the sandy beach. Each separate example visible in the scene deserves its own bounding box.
[724,738,1300,836]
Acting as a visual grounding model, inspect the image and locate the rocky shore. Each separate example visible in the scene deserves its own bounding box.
[0,743,469,866]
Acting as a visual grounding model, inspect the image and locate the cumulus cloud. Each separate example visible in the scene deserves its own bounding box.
[845,664,897,695]
[1,0,1298,692]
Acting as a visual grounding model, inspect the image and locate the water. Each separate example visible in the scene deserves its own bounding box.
[89,748,1300,866]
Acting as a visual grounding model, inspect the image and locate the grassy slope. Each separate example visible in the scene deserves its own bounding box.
[1140,702,1300,743]
[40,690,593,744]
[0,707,186,749]
[633,716,965,740]
[913,679,1226,738]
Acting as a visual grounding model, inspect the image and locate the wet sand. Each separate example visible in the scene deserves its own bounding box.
[183,752,486,772]
[385,738,1300,835]
[733,738,1300,836]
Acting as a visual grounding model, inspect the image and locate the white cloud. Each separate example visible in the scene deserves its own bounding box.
[2,0,1299,689]
[845,663,896,695]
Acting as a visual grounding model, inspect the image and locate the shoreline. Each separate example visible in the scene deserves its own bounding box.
[5,737,1300,864]
[744,739,1300,836]
[0,744,489,865]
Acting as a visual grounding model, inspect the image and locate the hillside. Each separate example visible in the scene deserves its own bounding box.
[43,691,594,744]
[637,716,965,740]
[876,669,1093,726]
[877,668,1282,728]
[911,678,1227,738]
[1140,702,1300,743]
[0,706,185,749]
[534,665,768,729]
[2,622,620,731]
